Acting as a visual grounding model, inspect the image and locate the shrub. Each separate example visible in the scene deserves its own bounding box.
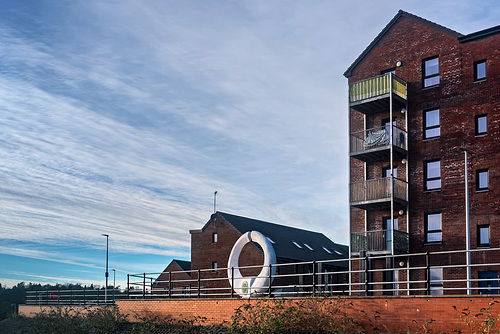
[86,306,128,334]
[228,297,356,333]
[33,307,91,334]
[454,301,500,334]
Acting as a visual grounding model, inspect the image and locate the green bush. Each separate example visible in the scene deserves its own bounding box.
[33,307,91,334]
[32,306,128,334]
[228,297,356,333]
[86,306,128,334]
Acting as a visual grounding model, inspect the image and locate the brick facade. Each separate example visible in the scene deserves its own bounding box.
[346,11,500,295]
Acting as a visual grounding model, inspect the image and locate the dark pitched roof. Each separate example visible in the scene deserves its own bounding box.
[458,24,500,43]
[212,212,348,263]
[173,259,191,272]
[344,10,463,78]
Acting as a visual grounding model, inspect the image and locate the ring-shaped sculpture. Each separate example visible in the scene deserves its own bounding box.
[227,230,277,298]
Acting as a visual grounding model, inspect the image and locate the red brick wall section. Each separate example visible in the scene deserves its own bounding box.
[112,296,500,333]
[19,296,500,333]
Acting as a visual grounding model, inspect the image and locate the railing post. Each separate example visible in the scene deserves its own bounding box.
[169,271,172,298]
[365,254,370,296]
[150,278,153,298]
[197,269,201,298]
[425,252,430,295]
[312,261,317,297]
[268,264,273,298]
[97,288,100,305]
[231,267,234,298]
[143,273,146,299]
[127,275,130,299]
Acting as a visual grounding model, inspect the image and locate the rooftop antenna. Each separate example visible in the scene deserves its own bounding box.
[213,191,217,213]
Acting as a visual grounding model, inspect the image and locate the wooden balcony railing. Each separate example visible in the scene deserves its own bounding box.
[349,73,407,104]
[350,229,409,254]
[350,177,407,204]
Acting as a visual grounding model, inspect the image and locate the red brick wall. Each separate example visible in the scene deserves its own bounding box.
[19,296,500,333]
[111,296,500,333]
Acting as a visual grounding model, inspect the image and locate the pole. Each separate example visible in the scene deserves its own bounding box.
[462,148,471,295]
[214,191,217,213]
[101,234,109,304]
[112,269,116,302]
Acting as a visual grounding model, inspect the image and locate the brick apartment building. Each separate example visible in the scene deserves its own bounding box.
[155,212,348,297]
[345,10,500,295]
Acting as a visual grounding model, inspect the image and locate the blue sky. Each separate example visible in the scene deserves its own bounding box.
[0,0,499,289]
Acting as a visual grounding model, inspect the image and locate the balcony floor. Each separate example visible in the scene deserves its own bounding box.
[350,94,406,115]
[350,197,408,210]
[350,145,407,162]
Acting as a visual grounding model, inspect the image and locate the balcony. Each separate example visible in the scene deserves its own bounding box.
[349,74,407,114]
[350,125,407,162]
[350,177,408,210]
[350,229,409,254]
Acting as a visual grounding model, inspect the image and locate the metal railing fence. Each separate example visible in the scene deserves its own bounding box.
[26,288,128,306]
[128,247,500,299]
[25,247,500,305]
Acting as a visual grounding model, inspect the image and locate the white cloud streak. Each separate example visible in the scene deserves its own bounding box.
[0,0,498,285]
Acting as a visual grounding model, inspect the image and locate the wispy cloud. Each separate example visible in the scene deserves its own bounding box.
[0,0,498,286]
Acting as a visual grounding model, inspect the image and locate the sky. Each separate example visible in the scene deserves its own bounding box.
[0,0,499,289]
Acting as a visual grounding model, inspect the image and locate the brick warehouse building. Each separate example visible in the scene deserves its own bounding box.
[154,212,348,297]
[345,10,500,295]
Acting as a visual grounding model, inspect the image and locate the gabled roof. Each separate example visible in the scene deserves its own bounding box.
[209,212,348,264]
[344,10,463,78]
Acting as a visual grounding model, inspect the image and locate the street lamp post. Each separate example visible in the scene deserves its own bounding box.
[101,234,109,303]
[112,269,116,302]
[457,147,471,295]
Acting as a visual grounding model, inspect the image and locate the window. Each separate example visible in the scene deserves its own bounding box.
[211,261,218,272]
[430,267,443,295]
[477,169,489,191]
[424,160,441,191]
[479,271,498,294]
[476,115,487,136]
[423,56,439,87]
[266,236,275,244]
[425,213,442,243]
[424,108,440,139]
[303,243,314,251]
[292,241,303,249]
[382,166,397,178]
[478,225,490,247]
[474,60,486,81]
[381,68,396,75]
[212,232,218,244]
[322,246,332,254]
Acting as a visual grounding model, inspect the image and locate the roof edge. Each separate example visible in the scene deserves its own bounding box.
[458,24,500,43]
[344,10,463,78]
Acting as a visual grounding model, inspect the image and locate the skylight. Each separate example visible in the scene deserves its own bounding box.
[292,241,303,249]
[303,243,314,251]
[322,246,332,254]
[334,250,343,255]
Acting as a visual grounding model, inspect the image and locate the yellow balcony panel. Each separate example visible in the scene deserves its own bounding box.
[349,74,407,114]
